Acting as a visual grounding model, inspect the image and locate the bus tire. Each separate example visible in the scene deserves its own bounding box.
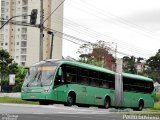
[133,100,144,111]
[137,100,144,111]
[104,96,110,109]
[65,92,76,106]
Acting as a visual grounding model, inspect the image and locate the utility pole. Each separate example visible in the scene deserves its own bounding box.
[47,31,54,59]
[39,0,44,61]
[115,43,117,61]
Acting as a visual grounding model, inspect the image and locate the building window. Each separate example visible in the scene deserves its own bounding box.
[1,8,5,13]
[1,1,5,6]
[21,55,26,61]
[22,6,28,13]
[1,14,5,19]
[21,62,25,66]
[5,42,8,45]
[6,2,9,6]
[21,41,27,47]
[16,42,19,45]
[22,35,27,40]
[22,27,27,33]
[1,43,3,46]
[21,48,27,54]
[22,0,28,6]
[16,49,19,53]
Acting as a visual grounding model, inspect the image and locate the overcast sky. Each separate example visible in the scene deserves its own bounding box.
[61,0,160,59]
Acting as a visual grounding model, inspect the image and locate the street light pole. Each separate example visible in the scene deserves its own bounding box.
[39,0,44,61]
[0,15,30,30]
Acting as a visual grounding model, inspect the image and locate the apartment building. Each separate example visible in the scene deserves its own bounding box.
[0,0,63,66]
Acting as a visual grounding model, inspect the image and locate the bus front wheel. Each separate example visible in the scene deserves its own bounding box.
[104,97,110,109]
[65,93,75,106]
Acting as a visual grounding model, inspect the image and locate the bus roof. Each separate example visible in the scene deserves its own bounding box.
[122,73,153,82]
[58,60,115,75]
[35,59,153,82]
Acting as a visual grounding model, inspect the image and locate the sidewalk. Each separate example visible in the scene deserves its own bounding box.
[0,93,21,98]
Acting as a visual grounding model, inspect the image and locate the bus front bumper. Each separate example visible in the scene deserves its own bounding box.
[21,91,57,101]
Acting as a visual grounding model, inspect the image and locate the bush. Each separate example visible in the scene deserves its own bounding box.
[155,92,160,102]
[12,84,22,92]
[12,66,27,92]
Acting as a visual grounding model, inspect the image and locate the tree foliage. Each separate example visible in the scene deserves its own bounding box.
[77,40,114,67]
[123,56,137,74]
[12,66,27,92]
[0,49,18,92]
[146,49,160,82]
[122,56,144,74]
[0,49,18,81]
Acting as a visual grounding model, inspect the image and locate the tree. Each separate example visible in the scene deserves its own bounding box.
[122,56,137,74]
[12,66,27,92]
[0,49,18,91]
[146,49,160,82]
[77,40,114,68]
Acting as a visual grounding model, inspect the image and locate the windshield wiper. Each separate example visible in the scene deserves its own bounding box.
[36,71,43,87]
[26,72,39,87]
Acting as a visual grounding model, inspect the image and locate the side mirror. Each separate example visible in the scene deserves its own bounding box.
[58,67,62,76]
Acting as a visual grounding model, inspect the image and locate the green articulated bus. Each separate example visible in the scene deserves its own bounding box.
[21,59,155,110]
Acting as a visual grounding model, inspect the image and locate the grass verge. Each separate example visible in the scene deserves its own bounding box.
[0,97,38,105]
[153,101,160,110]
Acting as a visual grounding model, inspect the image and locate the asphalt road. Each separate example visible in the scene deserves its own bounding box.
[0,104,159,120]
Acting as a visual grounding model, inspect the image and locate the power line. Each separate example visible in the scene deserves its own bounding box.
[49,14,154,57]
[43,26,132,57]
[74,0,159,39]
[1,19,152,58]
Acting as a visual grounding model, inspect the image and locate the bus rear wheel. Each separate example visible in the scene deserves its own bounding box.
[133,100,144,111]
[137,100,144,111]
[104,97,110,109]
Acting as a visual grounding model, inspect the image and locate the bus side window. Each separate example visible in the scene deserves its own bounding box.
[102,80,109,88]
[77,68,89,85]
[66,73,72,83]
[66,66,77,83]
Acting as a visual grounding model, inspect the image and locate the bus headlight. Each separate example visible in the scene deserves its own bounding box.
[21,88,25,92]
[43,87,51,92]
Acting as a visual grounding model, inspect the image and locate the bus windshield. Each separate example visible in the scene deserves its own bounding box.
[23,66,57,87]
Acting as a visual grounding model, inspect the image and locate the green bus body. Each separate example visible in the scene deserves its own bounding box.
[21,60,155,109]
